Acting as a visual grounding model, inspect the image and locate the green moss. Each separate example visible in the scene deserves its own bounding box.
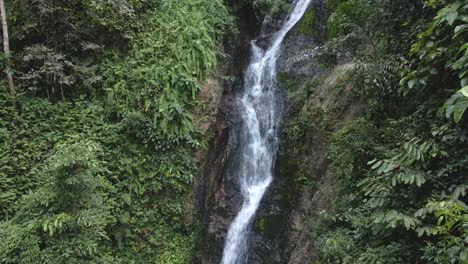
[256,217,266,232]
[298,9,317,36]
[297,7,324,40]
[277,71,302,92]
[255,214,289,240]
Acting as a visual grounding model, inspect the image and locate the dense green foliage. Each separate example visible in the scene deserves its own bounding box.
[322,0,466,263]
[2,0,467,262]
[284,0,467,263]
[297,2,328,41]
[1,0,233,262]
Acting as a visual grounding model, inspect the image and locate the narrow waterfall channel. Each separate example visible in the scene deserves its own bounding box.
[221,1,313,263]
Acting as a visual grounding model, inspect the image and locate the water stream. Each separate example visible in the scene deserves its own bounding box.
[220,1,313,263]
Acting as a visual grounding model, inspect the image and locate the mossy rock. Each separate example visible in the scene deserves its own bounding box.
[254,214,288,240]
[297,3,326,40]
[277,71,302,92]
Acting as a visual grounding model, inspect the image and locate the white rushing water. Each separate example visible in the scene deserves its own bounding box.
[221,1,313,263]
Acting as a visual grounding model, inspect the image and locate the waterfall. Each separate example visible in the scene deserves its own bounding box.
[221,0,313,263]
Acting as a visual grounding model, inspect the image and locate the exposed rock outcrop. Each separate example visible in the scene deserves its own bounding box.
[192,0,364,263]
[192,1,261,263]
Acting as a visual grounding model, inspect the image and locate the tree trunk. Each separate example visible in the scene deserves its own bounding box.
[0,0,15,96]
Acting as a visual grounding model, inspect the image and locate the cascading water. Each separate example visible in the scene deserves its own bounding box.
[221,1,313,263]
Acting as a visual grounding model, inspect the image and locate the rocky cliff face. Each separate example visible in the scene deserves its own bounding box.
[275,61,361,263]
[247,1,330,263]
[191,2,261,263]
[192,0,363,263]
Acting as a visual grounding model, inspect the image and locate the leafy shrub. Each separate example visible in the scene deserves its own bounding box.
[329,119,378,184]
[0,140,115,263]
[326,0,372,39]
[401,1,467,125]
[349,60,400,120]
[420,200,468,263]
[314,3,468,263]
[9,0,151,100]
[101,0,234,136]
[19,45,93,101]
[316,228,356,263]
[0,91,108,220]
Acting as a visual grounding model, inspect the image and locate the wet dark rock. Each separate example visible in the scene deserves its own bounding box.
[193,0,337,263]
[192,2,261,261]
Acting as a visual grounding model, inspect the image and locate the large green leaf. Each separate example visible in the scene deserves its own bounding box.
[453,96,468,123]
